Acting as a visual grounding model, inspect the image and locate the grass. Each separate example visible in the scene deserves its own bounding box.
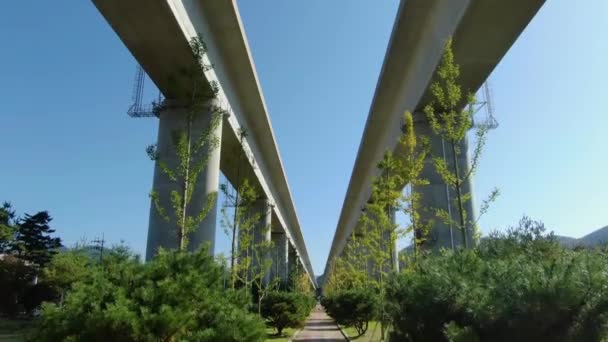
[341,321,382,342]
[0,319,37,341]
[265,326,298,342]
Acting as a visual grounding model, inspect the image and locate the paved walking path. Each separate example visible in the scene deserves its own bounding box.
[293,305,346,341]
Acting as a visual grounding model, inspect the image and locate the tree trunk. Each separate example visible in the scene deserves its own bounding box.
[450,140,468,249]
[179,117,192,251]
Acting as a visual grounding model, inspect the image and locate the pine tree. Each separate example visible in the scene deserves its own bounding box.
[0,201,16,253]
[11,211,62,268]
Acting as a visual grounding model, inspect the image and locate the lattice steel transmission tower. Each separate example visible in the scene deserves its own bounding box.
[472,81,499,130]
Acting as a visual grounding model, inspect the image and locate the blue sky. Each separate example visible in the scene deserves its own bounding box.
[0,1,606,275]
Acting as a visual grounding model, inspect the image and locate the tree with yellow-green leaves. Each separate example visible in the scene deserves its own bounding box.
[399,112,431,260]
[147,36,225,252]
[221,178,255,289]
[323,233,368,296]
[351,145,407,340]
[423,39,499,248]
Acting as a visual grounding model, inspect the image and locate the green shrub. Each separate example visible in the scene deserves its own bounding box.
[261,291,311,336]
[386,217,608,342]
[323,288,378,336]
[31,247,266,342]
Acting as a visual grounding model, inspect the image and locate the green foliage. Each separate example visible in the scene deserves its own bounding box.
[291,270,314,298]
[220,177,256,288]
[147,35,224,252]
[423,39,498,248]
[0,202,16,253]
[386,217,608,342]
[32,247,266,342]
[221,178,280,314]
[323,289,378,337]
[0,203,64,317]
[325,111,430,339]
[261,292,312,336]
[0,254,55,317]
[40,250,92,304]
[323,238,368,296]
[400,112,431,254]
[10,211,62,268]
[221,178,275,315]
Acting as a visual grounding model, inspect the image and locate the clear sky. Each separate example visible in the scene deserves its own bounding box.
[0,1,606,275]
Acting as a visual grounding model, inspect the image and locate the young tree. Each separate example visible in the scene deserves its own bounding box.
[147,36,225,252]
[222,178,258,288]
[251,233,276,315]
[222,177,275,315]
[399,112,431,259]
[220,128,251,286]
[11,211,62,268]
[324,233,369,297]
[292,269,314,297]
[361,150,403,278]
[423,39,498,248]
[358,150,405,340]
[323,258,347,296]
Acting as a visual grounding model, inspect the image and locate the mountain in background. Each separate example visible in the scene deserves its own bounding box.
[396,225,608,253]
[556,225,608,248]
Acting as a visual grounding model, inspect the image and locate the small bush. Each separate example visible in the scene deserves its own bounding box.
[261,292,311,336]
[323,288,378,336]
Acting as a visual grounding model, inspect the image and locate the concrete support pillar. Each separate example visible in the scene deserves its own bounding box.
[251,199,272,285]
[413,119,476,250]
[146,101,222,260]
[270,232,289,283]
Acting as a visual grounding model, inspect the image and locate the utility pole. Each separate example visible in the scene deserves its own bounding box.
[92,233,105,263]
